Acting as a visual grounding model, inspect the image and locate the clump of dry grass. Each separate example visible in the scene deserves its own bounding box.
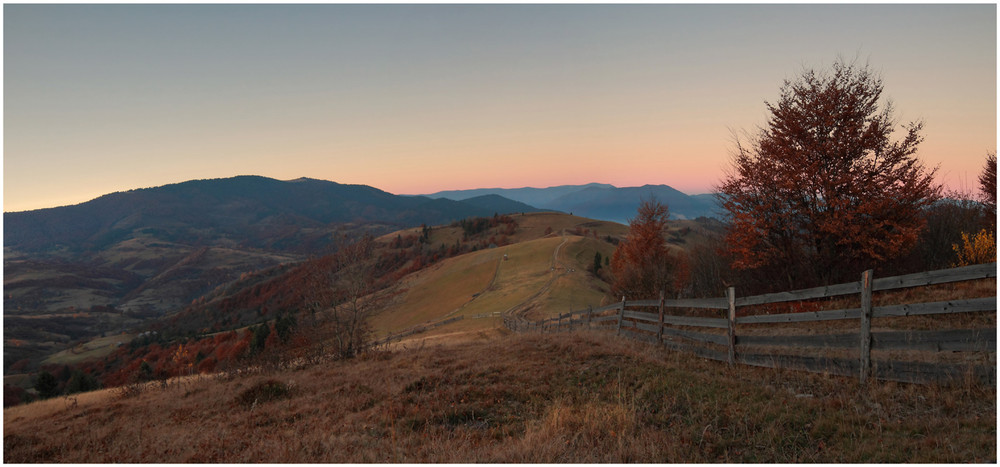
[4,331,995,463]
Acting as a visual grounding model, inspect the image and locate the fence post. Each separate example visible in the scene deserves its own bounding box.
[657,289,665,342]
[860,269,874,384]
[727,287,737,366]
[616,296,625,336]
[557,313,561,332]
[588,305,593,328]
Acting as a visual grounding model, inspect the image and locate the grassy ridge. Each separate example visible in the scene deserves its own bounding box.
[5,331,993,462]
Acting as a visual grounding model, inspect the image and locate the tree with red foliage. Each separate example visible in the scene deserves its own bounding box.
[610,198,688,299]
[718,58,940,289]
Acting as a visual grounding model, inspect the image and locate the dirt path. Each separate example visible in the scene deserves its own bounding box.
[502,232,572,321]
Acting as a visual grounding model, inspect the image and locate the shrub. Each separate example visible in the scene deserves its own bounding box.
[235,379,292,409]
[952,229,997,267]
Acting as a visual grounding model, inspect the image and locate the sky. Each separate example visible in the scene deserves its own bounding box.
[3,4,996,212]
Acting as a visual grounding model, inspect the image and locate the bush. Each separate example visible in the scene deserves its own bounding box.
[952,229,997,267]
[235,379,292,409]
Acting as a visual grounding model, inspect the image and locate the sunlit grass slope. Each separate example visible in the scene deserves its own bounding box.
[371,211,629,342]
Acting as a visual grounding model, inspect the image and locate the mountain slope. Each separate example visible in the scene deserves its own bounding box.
[4,176,529,254]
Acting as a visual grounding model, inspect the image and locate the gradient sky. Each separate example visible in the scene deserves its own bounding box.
[4,4,996,212]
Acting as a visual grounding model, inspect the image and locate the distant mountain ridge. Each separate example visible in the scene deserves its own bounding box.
[424,183,721,224]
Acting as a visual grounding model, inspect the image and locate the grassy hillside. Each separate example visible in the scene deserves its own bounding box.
[372,212,626,342]
[4,331,993,462]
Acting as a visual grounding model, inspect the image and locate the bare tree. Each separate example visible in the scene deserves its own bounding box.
[301,235,393,359]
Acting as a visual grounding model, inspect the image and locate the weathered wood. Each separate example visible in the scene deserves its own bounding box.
[737,332,860,349]
[622,309,659,323]
[593,302,624,314]
[623,310,729,328]
[592,315,619,323]
[616,296,625,336]
[662,297,731,310]
[661,327,728,346]
[662,315,729,329]
[872,328,997,352]
[873,297,996,318]
[736,282,862,307]
[659,338,729,362]
[872,262,997,292]
[873,360,997,385]
[738,353,858,378]
[734,262,996,307]
[860,270,873,384]
[727,287,736,365]
[658,290,665,342]
[620,329,661,345]
[627,298,730,310]
[631,320,658,334]
[736,307,861,325]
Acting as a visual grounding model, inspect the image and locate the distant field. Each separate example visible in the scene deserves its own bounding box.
[40,334,135,367]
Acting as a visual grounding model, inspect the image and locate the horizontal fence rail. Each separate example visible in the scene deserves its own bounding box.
[504,262,997,385]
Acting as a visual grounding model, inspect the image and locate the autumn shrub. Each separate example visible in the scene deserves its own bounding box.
[235,379,292,409]
[952,229,996,267]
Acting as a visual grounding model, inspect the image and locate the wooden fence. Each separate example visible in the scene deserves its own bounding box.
[374,315,465,346]
[504,263,997,384]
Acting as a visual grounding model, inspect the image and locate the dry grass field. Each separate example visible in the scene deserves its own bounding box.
[5,330,994,463]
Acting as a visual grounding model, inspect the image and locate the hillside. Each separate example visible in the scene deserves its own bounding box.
[3,176,543,374]
[4,331,993,462]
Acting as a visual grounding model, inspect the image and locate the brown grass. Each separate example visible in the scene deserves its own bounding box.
[5,331,994,463]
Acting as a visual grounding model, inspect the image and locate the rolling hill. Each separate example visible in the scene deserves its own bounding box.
[3,176,543,373]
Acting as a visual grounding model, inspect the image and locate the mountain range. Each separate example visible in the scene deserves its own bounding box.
[424,183,721,224]
[5,176,541,255]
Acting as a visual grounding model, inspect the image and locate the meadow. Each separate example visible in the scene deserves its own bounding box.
[4,330,994,463]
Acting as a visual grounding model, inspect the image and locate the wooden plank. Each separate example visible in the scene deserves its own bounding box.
[633,320,660,334]
[737,332,860,349]
[738,353,858,378]
[661,327,728,346]
[873,262,997,292]
[658,290,665,342]
[735,263,996,307]
[659,339,728,362]
[663,297,731,310]
[662,315,729,329]
[593,303,623,314]
[621,329,660,345]
[727,287,736,365]
[736,307,861,325]
[873,297,996,318]
[736,282,862,307]
[616,296,625,336]
[873,360,997,385]
[872,328,997,352]
[627,297,731,310]
[623,309,659,323]
[860,269,873,384]
[592,315,619,323]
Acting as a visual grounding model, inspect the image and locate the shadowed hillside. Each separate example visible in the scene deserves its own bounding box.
[4,331,993,462]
